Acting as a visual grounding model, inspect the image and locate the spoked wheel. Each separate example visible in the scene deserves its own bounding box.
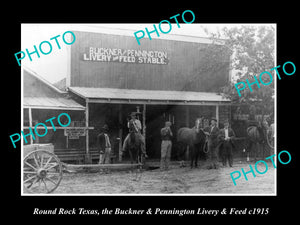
[23,150,62,194]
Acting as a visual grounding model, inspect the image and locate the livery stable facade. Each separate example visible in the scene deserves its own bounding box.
[23,28,232,163]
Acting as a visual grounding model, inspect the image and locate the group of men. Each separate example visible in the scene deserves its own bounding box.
[203,118,236,169]
[160,117,236,170]
[97,112,236,170]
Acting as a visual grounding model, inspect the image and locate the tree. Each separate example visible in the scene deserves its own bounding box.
[206,25,275,115]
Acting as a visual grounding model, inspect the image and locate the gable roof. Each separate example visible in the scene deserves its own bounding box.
[23,67,85,110]
[69,24,226,45]
[23,66,67,94]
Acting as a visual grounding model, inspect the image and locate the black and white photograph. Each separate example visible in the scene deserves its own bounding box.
[4,3,300,221]
[20,23,276,195]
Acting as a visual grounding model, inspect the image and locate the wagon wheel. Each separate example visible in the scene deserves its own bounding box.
[23,150,62,194]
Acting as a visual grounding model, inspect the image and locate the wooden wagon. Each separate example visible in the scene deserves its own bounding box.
[23,143,144,194]
[23,144,63,194]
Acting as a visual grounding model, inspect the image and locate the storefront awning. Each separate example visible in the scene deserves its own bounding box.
[69,87,230,105]
[23,97,85,110]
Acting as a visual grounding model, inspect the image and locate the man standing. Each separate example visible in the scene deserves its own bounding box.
[218,120,236,167]
[205,118,219,169]
[122,112,147,158]
[160,121,173,170]
[97,124,111,164]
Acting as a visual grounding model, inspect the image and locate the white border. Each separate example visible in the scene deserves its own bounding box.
[21,23,277,196]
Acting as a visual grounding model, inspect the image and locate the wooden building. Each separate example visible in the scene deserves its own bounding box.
[66,29,232,160]
[22,67,94,163]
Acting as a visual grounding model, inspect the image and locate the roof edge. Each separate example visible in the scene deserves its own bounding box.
[68,87,231,103]
[22,66,67,94]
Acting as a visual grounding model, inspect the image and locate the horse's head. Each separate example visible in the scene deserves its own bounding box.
[262,118,270,131]
[129,120,134,130]
[194,117,206,143]
[203,118,209,128]
[195,117,203,133]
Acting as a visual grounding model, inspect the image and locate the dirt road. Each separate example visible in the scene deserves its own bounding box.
[53,160,275,195]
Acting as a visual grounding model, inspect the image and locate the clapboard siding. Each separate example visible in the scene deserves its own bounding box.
[70,31,230,92]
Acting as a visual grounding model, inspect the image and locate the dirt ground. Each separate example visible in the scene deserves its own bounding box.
[53,159,276,195]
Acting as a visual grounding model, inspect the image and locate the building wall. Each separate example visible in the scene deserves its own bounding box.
[219,105,231,128]
[70,31,230,92]
[23,70,62,98]
[23,109,86,148]
[68,31,232,160]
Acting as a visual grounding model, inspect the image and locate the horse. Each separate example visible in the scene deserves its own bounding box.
[124,121,145,166]
[263,116,274,150]
[246,119,270,161]
[267,122,274,149]
[177,117,207,168]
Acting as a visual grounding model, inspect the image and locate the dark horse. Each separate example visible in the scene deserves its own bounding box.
[246,119,270,161]
[125,121,144,165]
[177,118,207,168]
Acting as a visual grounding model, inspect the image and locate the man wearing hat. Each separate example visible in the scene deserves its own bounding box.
[122,112,147,158]
[97,124,112,164]
[218,120,236,167]
[128,112,142,133]
[160,121,173,170]
[205,118,220,169]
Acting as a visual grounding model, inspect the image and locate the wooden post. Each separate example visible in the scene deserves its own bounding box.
[118,104,123,162]
[143,104,146,149]
[216,105,219,127]
[229,105,232,124]
[85,100,90,163]
[185,106,190,127]
[66,133,69,149]
[185,105,190,160]
[28,107,33,144]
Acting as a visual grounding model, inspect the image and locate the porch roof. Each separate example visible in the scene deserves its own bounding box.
[69,87,230,105]
[23,97,85,110]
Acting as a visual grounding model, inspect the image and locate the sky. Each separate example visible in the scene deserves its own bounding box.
[21,23,261,84]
